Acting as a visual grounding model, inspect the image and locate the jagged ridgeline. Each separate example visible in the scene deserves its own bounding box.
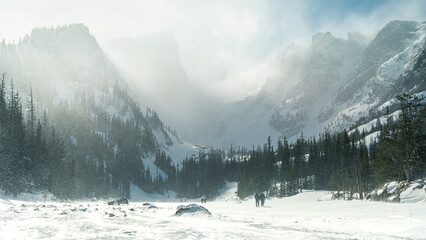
[0,24,198,199]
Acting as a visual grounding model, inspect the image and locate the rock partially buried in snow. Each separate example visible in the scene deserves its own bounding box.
[175,204,211,216]
[317,193,334,201]
[79,208,88,212]
[368,178,426,203]
[108,197,129,205]
[105,212,115,217]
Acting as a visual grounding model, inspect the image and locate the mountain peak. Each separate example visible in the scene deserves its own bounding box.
[31,23,90,35]
[23,24,100,54]
[311,31,339,47]
[312,31,333,42]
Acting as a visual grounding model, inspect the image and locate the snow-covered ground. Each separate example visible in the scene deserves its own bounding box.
[1,183,425,239]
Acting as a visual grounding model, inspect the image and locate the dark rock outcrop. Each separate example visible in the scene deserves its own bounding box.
[108,197,129,205]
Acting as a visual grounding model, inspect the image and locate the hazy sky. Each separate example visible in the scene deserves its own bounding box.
[1,0,425,100]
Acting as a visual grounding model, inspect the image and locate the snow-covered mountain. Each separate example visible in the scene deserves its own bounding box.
[201,20,425,147]
[0,24,200,167]
[328,20,425,131]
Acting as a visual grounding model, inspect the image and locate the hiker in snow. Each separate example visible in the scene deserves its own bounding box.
[255,193,260,207]
[260,192,266,206]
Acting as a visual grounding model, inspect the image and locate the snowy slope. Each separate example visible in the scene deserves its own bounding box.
[327,21,426,132]
[348,110,401,135]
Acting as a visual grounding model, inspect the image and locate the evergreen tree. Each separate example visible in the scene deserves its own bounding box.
[375,94,425,181]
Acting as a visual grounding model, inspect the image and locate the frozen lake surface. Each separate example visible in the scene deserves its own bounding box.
[1,185,425,239]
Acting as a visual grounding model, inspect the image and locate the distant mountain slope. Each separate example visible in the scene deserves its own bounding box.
[327,20,425,131]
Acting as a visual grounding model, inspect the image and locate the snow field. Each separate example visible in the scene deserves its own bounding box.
[1,183,426,239]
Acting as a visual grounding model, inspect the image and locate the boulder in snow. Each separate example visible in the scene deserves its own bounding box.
[175,204,211,216]
[368,179,426,203]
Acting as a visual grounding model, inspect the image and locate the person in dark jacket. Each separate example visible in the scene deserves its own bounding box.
[260,193,265,206]
[255,193,260,207]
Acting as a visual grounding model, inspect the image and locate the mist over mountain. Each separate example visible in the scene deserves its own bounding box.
[103,32,189,104]
[96,20,426,149]
[175,20,425,148]
[102,33,223,144]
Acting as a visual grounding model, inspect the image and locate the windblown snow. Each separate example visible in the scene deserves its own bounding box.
[1,182,425,240]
